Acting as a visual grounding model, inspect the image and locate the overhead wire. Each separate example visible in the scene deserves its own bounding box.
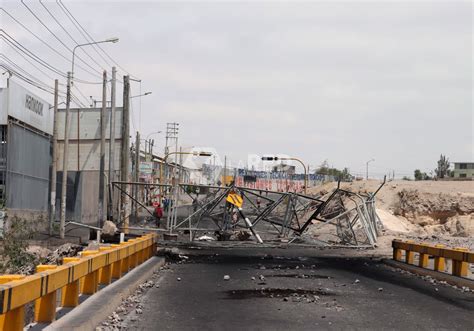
[73,84,92,107]
[0,55,56,90]
[21,0,103,79]
[57,0,138,81]
[1,9,101,85]
[38,0,109,72]
[0,62,87,108]
[53,0,114,68]
[0,30,66,77]
[0,48,58,83]
[2,3,134,107]
[1,63,58,95]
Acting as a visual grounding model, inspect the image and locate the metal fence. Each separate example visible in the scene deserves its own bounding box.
[6,121,51,211]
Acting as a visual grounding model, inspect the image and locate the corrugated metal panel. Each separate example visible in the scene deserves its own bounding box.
[56,107,123,140]
[6,122,51,211]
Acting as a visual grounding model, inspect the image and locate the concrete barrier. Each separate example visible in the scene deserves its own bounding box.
[392,239,473,278]
[0,233,157,330]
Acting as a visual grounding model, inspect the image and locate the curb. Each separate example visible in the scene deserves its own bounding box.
[44,256,165,331]
[383,259,474,290]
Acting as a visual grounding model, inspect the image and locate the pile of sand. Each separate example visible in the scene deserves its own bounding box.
[308,179,474,239]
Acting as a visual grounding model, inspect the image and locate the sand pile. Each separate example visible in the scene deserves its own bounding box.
[308,179,474,240]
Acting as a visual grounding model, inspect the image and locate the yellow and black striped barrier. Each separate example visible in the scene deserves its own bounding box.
[392,239,474,277]
[0,233,157,330]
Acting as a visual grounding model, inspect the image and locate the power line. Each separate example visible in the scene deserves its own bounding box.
[73,84,92,106]
[0,62,86,108]
[53,0,114,68]
[57,0,138,81]
[21,0,103,79]
[38,0,109,72]
[1,63,57,94]
[0,54,56,89]
[0,30,66,77]
[0,46,63,85]
[1,8,101,84]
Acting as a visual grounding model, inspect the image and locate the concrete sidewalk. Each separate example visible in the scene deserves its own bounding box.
[44,256,165,331]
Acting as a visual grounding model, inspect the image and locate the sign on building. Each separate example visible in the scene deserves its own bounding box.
[140,161,153,181]
[1,80,53,135]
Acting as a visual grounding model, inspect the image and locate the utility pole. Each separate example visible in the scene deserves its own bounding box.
[108,67,116,220]
[60,72,72,239]
[134,131,140,221]
[366,158,375,180]
[120,75,130,233]
[49,79,59,236]
[98,70,107,228]
[150,139,154,158]
[223,155,227,186]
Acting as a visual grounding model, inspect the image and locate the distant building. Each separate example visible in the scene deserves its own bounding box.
[452,162,474,178]
[272,164,296,175]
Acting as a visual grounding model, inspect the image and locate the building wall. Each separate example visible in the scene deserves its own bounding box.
[55,107,124,234]
[56,107,123,171]
[453,163,474,178]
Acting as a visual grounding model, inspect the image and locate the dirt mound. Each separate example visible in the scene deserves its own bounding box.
[424,215,474,237]
[394,189,474,225]
[308,180,474,241]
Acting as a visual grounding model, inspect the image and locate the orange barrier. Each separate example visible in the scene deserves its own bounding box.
[0,233,157,330]
[392,239,473,277]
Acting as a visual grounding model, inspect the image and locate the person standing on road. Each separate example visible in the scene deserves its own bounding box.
[154,202,163,226]
[256,196,261,211]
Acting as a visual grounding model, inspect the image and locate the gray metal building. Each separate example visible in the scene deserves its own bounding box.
[0,80,53,231]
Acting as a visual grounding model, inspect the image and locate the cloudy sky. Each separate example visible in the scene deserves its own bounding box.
[1,1,472,177]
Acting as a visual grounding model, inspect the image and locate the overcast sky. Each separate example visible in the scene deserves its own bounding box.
[1,1,472,177]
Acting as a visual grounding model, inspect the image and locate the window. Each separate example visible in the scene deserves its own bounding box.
[460,163,467,169]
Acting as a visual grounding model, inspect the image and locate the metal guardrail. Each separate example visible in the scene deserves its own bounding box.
[392,239,474,277]
[0,233,157,330]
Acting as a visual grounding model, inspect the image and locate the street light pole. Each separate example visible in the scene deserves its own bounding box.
[59,38,118,238]
[130,92,152,99]
[261,156,308,194]
[71,38,119,171]
[145,131,161,160]
[366,158,375,180]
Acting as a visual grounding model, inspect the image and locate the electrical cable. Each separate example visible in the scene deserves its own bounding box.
[1,9,102,84]
[38,0,109,71]
[57,0,136,78]
[21,0,103,79]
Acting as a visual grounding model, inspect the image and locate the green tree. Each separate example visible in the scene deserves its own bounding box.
[414,169,423,181]
[435,154,450,179]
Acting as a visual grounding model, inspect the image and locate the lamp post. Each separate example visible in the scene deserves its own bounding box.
[59,37,119,239]
[143,131,161,160]
[161,151,212,188]
[72,37,119,171]
[131,92,152,99]
[262,156,308,194]
[366,158,375,180]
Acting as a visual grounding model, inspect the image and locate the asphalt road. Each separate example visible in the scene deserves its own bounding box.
[125,248,474,330]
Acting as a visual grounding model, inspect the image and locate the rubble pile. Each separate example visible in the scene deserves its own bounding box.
[97,270,163,330]
[395,189,474,225]
[44,243,83,265]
